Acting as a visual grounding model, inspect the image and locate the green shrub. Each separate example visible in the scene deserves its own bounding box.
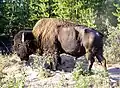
[73,66,109,88]
[103,2,120,64]
[104,26,120,63]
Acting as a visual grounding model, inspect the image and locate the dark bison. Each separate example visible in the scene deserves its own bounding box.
[13,18,107,71]
[13,30,37,61]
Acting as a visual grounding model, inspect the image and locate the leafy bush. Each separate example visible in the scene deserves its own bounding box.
[72,55,111,88]
[53,0,97,27]
[104,1,120,64]
[104,26,120,63]
[1,0,106,35]
[74,74,110,88]
[72,62,110,88]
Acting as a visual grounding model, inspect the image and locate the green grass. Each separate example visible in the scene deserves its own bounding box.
[1,76,25,88]
[73,74,110,88]
[73,68,110,88]
[72,61,119,88]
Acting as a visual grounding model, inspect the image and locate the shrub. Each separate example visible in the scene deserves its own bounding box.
[104,1,120,64]
[72,62,110,88]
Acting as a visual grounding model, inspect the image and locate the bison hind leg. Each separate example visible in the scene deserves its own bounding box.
[96,55,107,71]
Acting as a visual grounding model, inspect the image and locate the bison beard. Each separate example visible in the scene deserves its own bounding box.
[14,18,107,71]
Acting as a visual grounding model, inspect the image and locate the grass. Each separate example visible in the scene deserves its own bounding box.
[0,54,25,88]
[73,74,110,88]
[0,55,8,72]
[72,61,120,88]
[1,75,25,88]
[73,68,110,88]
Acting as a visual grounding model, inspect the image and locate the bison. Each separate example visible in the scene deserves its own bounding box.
[13,18,107,71]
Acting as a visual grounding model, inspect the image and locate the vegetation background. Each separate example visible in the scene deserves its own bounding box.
[0,0,120,63]
[0,0,120,88]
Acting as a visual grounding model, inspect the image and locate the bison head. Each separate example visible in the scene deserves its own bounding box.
[13,30,38,61]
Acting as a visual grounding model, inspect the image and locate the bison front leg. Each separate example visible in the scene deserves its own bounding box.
[51,38,62,71]
[51,54,57,71]
[51,52,61,71]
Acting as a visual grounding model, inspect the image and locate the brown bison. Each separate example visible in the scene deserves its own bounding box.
[13,18,107,71]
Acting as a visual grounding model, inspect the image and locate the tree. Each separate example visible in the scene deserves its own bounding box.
[0,0,30,35]
[104,0,120,63]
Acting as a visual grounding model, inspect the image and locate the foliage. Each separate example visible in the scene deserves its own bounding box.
[0,0,119,63]
[73,73,110,88]
[0,1,8,33]
[104,26,120,63]
[72,62,110,88]
[0,0,31,35]
[2,76,25,88]
[53,0,98,27]
[0,55,25,88]
[104,1,120,63]
[113,1,120,25]
[29,0,56,20]
[29,55,54,78]
[0,0,107,35]
[28,0,98,27]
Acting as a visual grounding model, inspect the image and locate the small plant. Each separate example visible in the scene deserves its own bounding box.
[0,73,25,88]
[72,60,110,88]
[38,67,53,79]
[30,54,55,79]
[0,54,26,88]
[73,71,110,88]
[104,25,120,64]
[73,60,90,81]
[7,77,25,88]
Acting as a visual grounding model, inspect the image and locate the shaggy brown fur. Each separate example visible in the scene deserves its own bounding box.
[32,18,76,39]
[32,18,76,55]
[32,18,106,71]
[32,18,77,70]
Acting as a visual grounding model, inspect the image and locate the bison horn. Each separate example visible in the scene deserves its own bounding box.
[22,32,24,43]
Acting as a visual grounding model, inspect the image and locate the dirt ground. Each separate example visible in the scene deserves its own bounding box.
[1,54,120,88]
